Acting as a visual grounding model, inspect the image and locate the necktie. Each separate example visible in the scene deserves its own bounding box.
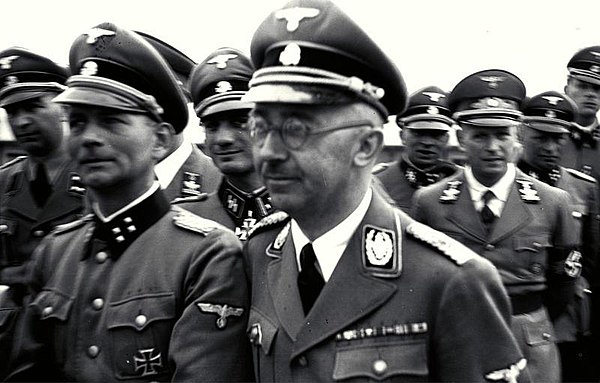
[30,163,52,207]
[480,190,496,232]
[297,243,324,315]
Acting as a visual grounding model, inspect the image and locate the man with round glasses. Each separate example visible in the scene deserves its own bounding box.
[242,1,526,381]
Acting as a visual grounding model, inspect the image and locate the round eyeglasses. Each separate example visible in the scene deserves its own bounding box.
[248,116,373,150]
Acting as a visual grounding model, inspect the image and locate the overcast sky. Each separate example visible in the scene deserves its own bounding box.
[2,0,600,95]
[1,1,600,142]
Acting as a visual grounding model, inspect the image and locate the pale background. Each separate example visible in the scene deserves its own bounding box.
[1,0,600,143]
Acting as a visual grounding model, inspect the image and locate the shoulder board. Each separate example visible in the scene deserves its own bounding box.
[372,162,392,175]
[0,156,27,170]
[172,206,227,235]
[171,193,209,204]
[565,168,597,183]
[406,221,477,266]
[52,214,94,235]
[247,211,290,239]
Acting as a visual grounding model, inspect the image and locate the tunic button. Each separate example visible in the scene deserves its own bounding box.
[297,355,308,367]
[92,298,104,310]
[32,230,45,237]
[135,314,147,327]
[87,345,100,358]
[542,332,552,341]
[0,224,8,233]
[485,244,495,251]
[42,306,53,316]
[95,251,108,263]
[372,359,388,376]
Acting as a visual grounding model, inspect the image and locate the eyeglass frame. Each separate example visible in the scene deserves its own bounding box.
[248,116,374,150]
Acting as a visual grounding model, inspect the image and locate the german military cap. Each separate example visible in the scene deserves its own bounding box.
[135,31,196,101]
[0,47,69,108]
[189,47,255,119]
[243,0,407,118]
[448,69,526,127]
[521,91,576,133]
[397,86,453,130]
[53,22,188,133]
[567,46,600,86]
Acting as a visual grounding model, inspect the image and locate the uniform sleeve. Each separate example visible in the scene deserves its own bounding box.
[582,182,600,283]
[546,190,580,319]
[432,258,530,382]
[168,229,253,382]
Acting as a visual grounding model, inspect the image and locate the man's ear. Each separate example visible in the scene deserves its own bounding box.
[354,128,384,167]
[152,122,174,162]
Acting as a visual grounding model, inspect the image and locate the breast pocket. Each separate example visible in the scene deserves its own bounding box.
[247,307,279,381]
[333,340,429,382]
[0,217,18,267]
[107,292,175,380]
[513,235,551,279]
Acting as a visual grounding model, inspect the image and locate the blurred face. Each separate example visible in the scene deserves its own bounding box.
[250,103,371,216]
[67,105,168,194]
[203,110,254,175]
[460,125,518,186]
[401,123,449,168]
[565,77,600,118]
[4,93,66,157]
[521,127,566,171]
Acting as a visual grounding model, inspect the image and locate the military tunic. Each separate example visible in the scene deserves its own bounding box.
[244,191,527,382]
[375,157,457,213]
[161,145,223,202]
[561,122,600,187]
[412,169,580,382]
[175,178,273,241]
[7,188,252,382]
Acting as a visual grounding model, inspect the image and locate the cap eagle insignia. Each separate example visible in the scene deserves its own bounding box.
[479,76,505,89]
[275,7,320,32]
[541,96,563,105]
[0,56,19,70]
[85,28,116,44]
[422,92,445,102]
[590,51,600,57]
[207,54,238,69]
[197,303,244,329]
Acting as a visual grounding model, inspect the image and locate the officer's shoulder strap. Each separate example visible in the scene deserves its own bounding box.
[565,167,598,183]
[247,211,290,239]
[372,162,392,175]
[405,221,477,266]
[52,214,94,235]
[0,155,27,170]
[172,206,228,235]
[171,193,210,204]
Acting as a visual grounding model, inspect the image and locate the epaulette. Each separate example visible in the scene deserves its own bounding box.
[51,214,94,235]
[172,206,227,235]
[171,193,209,204]
[406,221,477,265]
[372,162,392,175]
[247,211,290,239]
[565,168,597,183]
[0,155,26,170]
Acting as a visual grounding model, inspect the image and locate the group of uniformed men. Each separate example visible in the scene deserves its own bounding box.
[0,0,598,382]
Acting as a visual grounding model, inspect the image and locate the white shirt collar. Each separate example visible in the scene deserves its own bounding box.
[464,164,515,216]
[93,181,161,223]
[154,140,193,189]
[291,188,372,282]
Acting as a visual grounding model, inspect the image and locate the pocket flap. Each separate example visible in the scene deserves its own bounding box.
[514,236,551,252]
[0,217,17,235]
[247,307,278,355]
[31,289,73,321]
[107,292,175,331]
[524,321,554,346]
[333,341,428,381]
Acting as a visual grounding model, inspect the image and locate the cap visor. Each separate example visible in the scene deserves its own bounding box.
[458,118,521,127]
[200,100,254,119]
[570,73,600,86]
[402,116,453,130]
[0,90,51,108]
[53,87,147,113]
[524,121,569,134]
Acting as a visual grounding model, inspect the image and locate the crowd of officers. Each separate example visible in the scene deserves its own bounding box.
[0,0,599,382]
